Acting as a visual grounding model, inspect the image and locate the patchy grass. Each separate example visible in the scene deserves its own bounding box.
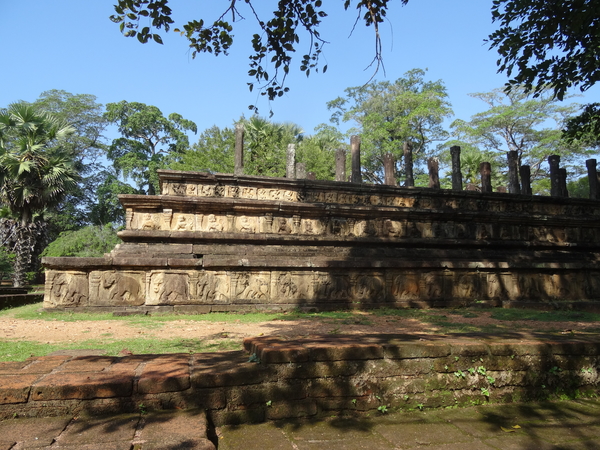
[0,337,241,362]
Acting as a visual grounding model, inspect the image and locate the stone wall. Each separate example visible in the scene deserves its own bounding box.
[0,335,598,424]
[42,170,600,311]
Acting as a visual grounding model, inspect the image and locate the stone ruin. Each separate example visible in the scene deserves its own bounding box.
[42,167,600,313]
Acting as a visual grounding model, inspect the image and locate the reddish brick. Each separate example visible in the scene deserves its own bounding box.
[138,361,190,394]
[384,342,451,359]
[21,356,70,374]
[58,356,117,373]
[259,344,309,363]
[0,362,28,375]
[310,343,384,361]
[0,374,39,404]
[32,371,133,400]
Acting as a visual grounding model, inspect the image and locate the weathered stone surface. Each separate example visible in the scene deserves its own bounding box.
[43,170,600,311]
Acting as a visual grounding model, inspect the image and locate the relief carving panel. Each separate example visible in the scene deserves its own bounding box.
[91,271,144,306]
[148,271,189,305]
[46,271,89,307]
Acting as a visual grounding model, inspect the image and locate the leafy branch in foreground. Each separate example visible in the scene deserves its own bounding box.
[109,0,408,112]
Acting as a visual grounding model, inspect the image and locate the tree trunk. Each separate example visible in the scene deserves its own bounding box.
[13,224,33,287]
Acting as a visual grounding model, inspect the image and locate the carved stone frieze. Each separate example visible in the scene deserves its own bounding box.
[45,270,89,307]
[91,271,144,306]
[147,271,190,305]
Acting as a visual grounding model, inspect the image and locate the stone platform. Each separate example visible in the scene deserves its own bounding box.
[42,170,600,312]
[0,334,598,424]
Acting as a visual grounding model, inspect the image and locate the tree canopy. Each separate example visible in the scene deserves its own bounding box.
[489,0,600,100]
[328,69,452,184]
[448,87,586,194]
[0,103,81,285]
[104,101,197,195]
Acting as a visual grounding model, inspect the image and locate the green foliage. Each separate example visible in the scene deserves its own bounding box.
[328,69,452,184]
[563,103,600,148]
[104,101,197,195]
[0,246,14,275]
[169,125,236,174]
[241,116,303,177]
[0,103,81,286]
[88,170,140,226]
[41,224,121,258]
[109,1,408,112]
[448,87,586,194]
[489,0,600,100]
[296,124,344,180]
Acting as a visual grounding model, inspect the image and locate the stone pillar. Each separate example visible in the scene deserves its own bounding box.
[335,148,346,182]
[428,157,440,189]
[307,172,316,180]
[586,159,599,200]
[548,155,561,197]
[404,141,414,187]
[383,152,396,186]
[234,123,244,176]
[558,168,569,198]
[480,162,492,193]
[450,145,462,191]
[351,135,362,183]
[286,144,296,178]
[520,165,532,195]
[296,162,307,179]
[507,151,520,194]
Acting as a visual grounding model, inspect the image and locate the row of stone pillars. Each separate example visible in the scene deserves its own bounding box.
[233,126,600,200]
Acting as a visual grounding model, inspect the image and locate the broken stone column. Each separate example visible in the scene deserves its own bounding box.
[480,162,492,193]
[507,151,520,194]
[586,159,600,200]
[520,165,532,195]
[296,162,307,179]
[450,145,463,191]
[307,172,316,180]
[559,168,569,198]
[335,148,346,182]
[428,157,440,189]
[383,153,396,186]
[351,135,362,183]
[286,144,296,178]
[548,155,561,197]
[234,123,244,176]
[404,141,414,187]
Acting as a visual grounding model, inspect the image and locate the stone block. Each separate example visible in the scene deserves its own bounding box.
[32,371,133,400]
[265,399,317,420]
[138,356,191,394]
[309,342,384,361]
[0,374,39,404]
[384,342,451,359]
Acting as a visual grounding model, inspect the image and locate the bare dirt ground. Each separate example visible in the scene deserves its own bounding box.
[0,310,598,345]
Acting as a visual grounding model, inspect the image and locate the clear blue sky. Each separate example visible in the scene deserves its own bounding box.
[1,0,599,140]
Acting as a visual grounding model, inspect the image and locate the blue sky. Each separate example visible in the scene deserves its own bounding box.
[1,1,599,140]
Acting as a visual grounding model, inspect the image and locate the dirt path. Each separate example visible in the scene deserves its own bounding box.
[0,310,596,344]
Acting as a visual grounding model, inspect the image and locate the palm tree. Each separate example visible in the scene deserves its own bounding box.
[0,103,80,286]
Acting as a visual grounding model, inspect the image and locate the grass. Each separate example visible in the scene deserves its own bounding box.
[0,337,241,362]
[1,302,599,361]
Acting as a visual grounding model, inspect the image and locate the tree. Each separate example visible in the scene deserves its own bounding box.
[297,124,345,180]
[488,0,600,101]
[241,116,304,177]
[169,125,236,174]
[104,101,197,195]
[327,69,452,184]
[41,224,121,258]
[0,104,80,286]
[88,169,141,226]
[27,90,109,233]
[109,1,408,110]
[449,87,586,194]
[563,103,600,148]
